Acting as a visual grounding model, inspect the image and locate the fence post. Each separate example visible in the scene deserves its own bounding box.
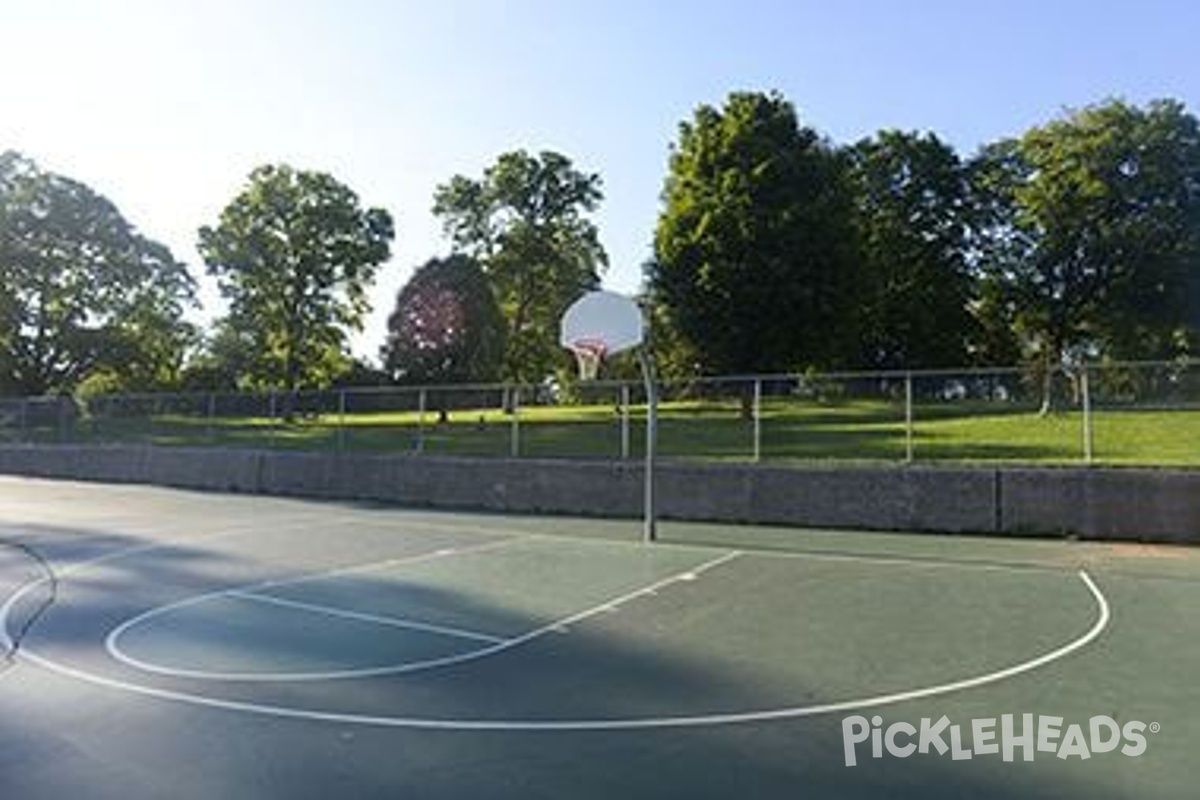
[89,397,99,444]
[416,388,426,453]
[1081,366,1094,464]
[620,384,631,459]
[337,389,347,452]
[206,393,216,444]
[268,391,277,448]
[19,398,28,443]
[905,372,914,464]
[510,386,520,458]
[752,378,762,462]
[57,397,67,444]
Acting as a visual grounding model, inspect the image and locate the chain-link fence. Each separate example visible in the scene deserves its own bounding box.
[1,359,1197,465]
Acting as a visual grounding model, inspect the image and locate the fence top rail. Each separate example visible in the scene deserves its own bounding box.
[668,367,1027,384]
[3,357,1197,405]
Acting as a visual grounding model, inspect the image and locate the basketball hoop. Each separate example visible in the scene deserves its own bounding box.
[560,289,657,543]
[569,338,607,381]
[560,291,642,382]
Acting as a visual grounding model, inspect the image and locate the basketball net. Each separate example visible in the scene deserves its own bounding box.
[569,338,607,381]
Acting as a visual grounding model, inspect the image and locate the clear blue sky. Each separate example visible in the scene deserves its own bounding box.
[2,0,1196,361]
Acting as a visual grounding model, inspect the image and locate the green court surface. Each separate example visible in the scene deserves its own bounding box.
[0,477,1197,798]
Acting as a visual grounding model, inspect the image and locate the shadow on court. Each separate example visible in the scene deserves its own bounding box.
[0,500,1194,798]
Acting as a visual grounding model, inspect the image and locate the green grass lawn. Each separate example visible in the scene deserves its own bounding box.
[7,398,1199,466]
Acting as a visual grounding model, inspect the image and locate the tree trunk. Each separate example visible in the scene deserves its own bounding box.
[739,386,754,422]
[1037,345,1058,417]
[282,354,299,423]
[1038,369,1053,416]
[505,290,532,384]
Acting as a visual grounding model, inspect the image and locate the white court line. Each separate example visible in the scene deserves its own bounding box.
[0,512,377,581]
[0,488,1116,730]
[228,590,506,645]
[102,537,525,681]
[334,518,1084,577]
[0,518,312,655]
[3,481,1086,577]
[6,566,1110,731]
[247,539,517,591]
[103,548,741,682]
[0,515,516,656]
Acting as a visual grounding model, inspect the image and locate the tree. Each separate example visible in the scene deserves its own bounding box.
[0,151,196,395]
[848,130,977,369]
[649,91,859,379]
[381,255,505,384]
[178,320,258,392]
[645,294,701,381]
[333,357,390,388]
[198,164,394,392]
[971,99,1200,410]
[964,139,1031,367]
[433,150,606,382]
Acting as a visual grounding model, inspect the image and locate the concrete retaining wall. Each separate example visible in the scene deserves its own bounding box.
[0,444,1196,542]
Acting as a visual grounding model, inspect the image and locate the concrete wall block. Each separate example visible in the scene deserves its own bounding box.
[2,445,1198,543]
[1001,468,1200,542]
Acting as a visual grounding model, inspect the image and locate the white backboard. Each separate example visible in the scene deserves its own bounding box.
[560,290,645,356]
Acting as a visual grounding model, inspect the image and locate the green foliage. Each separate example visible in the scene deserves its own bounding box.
[641,296,700,381]
[382,254,505,384]
[848,130,977,368]
[972,100,1200,370]
[0,151,196,395]
[198,164,394,392]
[649,91,859,375]
[179,320,259,391]
[333,357,391,388]
[433,150,606,382]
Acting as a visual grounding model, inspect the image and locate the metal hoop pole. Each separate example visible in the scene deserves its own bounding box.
[637,349,658,544]
[905,372,914,464]
[1081,367,1093,464]
[620,383,631,459]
